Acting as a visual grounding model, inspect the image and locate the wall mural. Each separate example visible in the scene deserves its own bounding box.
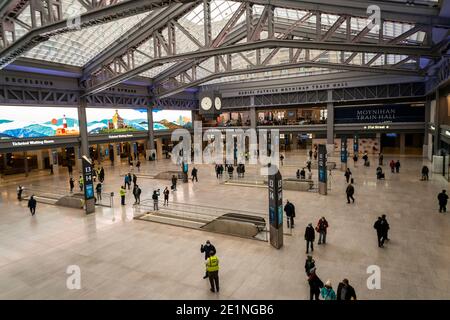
[0,106,79,139]
[152,109,192,131]
[86,108,148,134]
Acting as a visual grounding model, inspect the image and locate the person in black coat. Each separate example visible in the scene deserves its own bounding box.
[201,240,216,279]
[308,268,323,300]
[374,217,384,247]
[346,183,355,204]
[284,200,296,228]
[28,195,37,216]
[191,167,198,182]
[381,214,390,241]
[304,223,315,254]
[337,279,357,300]
[438,190,449,213]
[421,166,429,181]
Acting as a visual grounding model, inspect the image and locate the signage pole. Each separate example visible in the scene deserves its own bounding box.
[268,167,283,249]
[82,155,95,214]
[340,137,348,172]
[318,144,328,195]
[353,134,359,156]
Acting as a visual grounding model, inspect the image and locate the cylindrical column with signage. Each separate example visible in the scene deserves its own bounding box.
[340,137,347,171]
[268,168,283,249]
[82,155,95,214]
[353,134,359,156]
[318,144,328,195]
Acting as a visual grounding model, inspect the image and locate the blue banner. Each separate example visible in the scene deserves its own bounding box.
[341,138,347,163]
[335,104,424,124]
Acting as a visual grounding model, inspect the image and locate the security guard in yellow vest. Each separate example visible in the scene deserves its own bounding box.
[205,251,219,292]
[119,186,126,205]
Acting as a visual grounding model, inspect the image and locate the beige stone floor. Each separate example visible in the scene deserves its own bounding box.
[0,151,449,300]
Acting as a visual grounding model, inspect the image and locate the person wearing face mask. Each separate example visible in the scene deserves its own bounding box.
[200,240,216,279]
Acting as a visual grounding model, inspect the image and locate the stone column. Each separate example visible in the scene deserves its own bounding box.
[156,138,163,160]
[78,97,89,157]
[434,90,441,156]
[146,103,155,161]
[326,92,334,155]
[400,133,406,155]
[423,99,431,158]
[36,150,45,170]
[250,105,256,130]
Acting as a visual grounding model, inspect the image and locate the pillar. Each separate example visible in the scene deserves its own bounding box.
[400,133,406,155]
[36,150,44,170]
[326,94,334,155]
[23,151,29,177]
[74,146,82,170]
[146,103,156,160]
[423,99,431,158]
[78,97,89,157]
[434,89,441,156]
[250,103,256,130]
[97,144,101,164]
[156,138,163,160]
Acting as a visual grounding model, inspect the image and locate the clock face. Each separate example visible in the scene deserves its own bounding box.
[201,97,212,110]
[214,97,222,110]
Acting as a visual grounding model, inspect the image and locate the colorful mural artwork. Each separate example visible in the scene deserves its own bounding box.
[86,108,148,134]
[152,109,192,131]
[0,107,79,139]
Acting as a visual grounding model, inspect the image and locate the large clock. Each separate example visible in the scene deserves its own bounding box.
[201,96,213,111]
[214,96,222,110]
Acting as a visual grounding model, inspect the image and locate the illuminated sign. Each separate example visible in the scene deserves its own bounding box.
[153,109,192,131]
[86,108,148,135]
[363,125,391,130]
[237,82,350,96]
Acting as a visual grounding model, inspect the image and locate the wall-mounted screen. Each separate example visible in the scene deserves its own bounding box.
[86,108,148,135]
[152,109,192,131]
[0,106,79,140]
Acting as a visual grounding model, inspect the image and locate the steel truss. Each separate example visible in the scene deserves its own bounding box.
[78,0,443,97]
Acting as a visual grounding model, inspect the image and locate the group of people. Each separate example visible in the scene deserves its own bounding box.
[304,217,329,254]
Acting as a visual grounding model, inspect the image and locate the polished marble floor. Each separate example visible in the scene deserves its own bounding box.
[0,151,449,300]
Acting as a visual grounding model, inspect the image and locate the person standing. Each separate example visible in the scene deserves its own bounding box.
[69,177,74,193]
[215,164,220,179]
[344,168,352,184]
[378,153,384,166]
[124,174,130,190]
[152,190,159,211]
[96,182,102,201]
[280,154,285,166]
[353,153,358,165]
[120,186,126,206]
[28,195,37,216]
[99,167,105,183]
[171,175,177,191]
[308,268,323,301]
[395,160,401,173]
[389,160,395,173]
[227,165,234,178]
[320,280,337,300]
[163,187,170,206]
[284,200,296,229]
[309,149,313,160]
[381,214,390,241]
[127,173,132,189]
[304,255,316,276]
[205,251,220,293]
[17,185,24,200]
[337,279,357,300]
[304,223,315,254]
[78,176,84,191]
[132,173,137,187]
[316,217,329,245]
[191,167,198,182]
[373,217,384,247]
[201,240,216,279]
[421,166,429,181]
[346,183,355,204]
[438,190,449,213]
[133,184,141,205]
[136,160,141,172]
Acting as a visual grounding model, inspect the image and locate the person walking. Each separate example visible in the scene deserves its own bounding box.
[205,251,220,293]
[304,255,316,276]
[344,168,352,184]
[78,176,84,191]
[309,149,313,160]
[17,185,24,201]
[96,182,102,201]
[69,178,74,193]
[136,160,141,172]
[316,217,329,245]
[191,167,198,182]
[395,160,401,173]
[127,173,132,189]
[120,186,126,206]
[353,153,358,166]
[421,165,429,181]
[28,195,37,216]
[308,268,323,301]
[320,280,337,300]
[152,190,159,211]
[337,279,357,300]
[201,240,216,279]
[284,200,296,228]
[227,165,234,178]
[132,173,137,187]
[163,187,169,206]
[171,175,178,191]
[304,223,315,254]
[124,174,130,190]
[389,160,395,173]
[99,167,105,183]
[215,164,220,179]
[280,154,285,166]
[346,182,355,204]
[133,184,141,205]
[438,190,449,213]
[381,214,390,241]
[378,153,384,166]
[374,216,384,247]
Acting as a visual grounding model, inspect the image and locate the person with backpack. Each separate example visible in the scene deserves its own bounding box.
[308,268,323,300]
[28,195,37,216]
[316,217,329,245]
[320,280,337,300]
[337,279,357,300]
[346,183,355,204]
[304,223,315,254]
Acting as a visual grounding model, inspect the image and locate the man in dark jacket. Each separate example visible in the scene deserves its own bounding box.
[28,195,37,216]
[337,279,357,300]
[284,200,296,228]
[346,183,355,204]
[308,268,323,300]
[201,240,216,279]
[381,214,390,241]
[171,175,177,191]
[304,223,315,254]
[305,255,316,276]
[191,167,198,182]
[395,160,401,173]
[316,217,329,245]
[374,217,384,247]
[438,190,449,213]
[421,166,429,181]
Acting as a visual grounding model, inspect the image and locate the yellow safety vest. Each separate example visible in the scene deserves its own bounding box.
[206,255,219,272]
[119,188,126,196]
